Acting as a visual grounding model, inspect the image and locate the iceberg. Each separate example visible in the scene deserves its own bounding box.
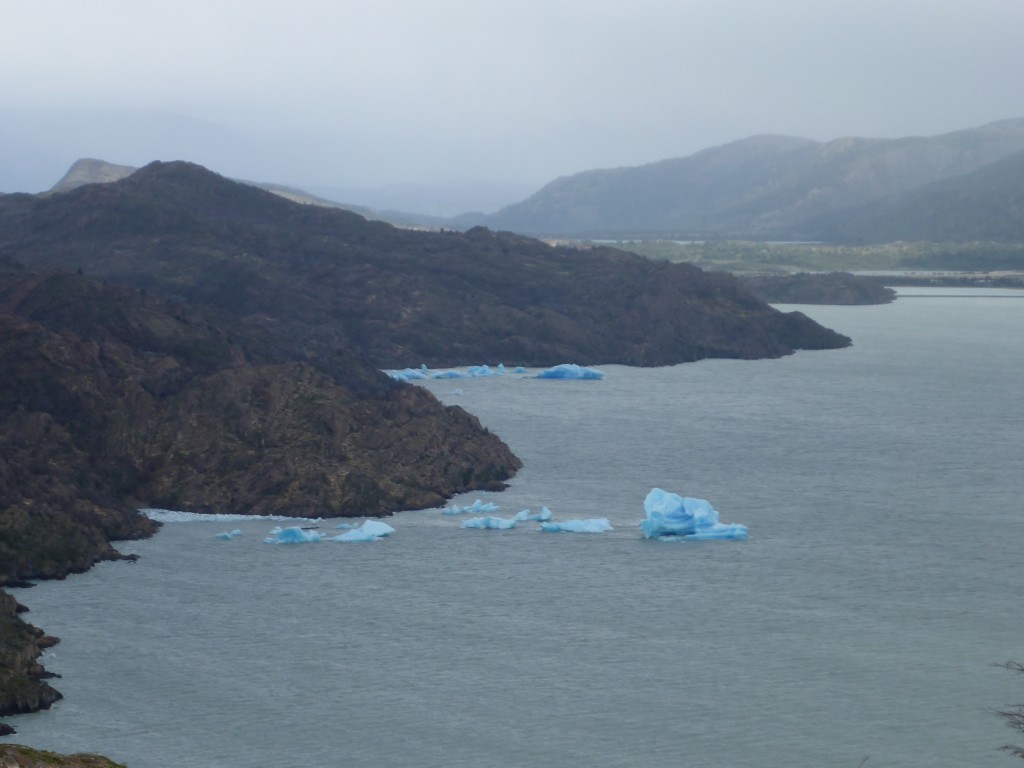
[264,526,323,544]
[640,488,748,541]
[330,528,380,542]
[461,516,517,530]
[514,366,528,374]
[385,363,515,381]
[535,364,604,380]
[384,367,431,381]
[442,499,500,515]
[358,520,396,537]
[539,518,613,533]
[215,529,242,540]
[513,507,553,522]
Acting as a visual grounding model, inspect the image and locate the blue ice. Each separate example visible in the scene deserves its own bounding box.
[215,529,242,540]
[264,526,323,544]
[359,520,396,537]
[535,364,604,380]
[539,518,613,533]
[513,507,553,522]
[443,499,500,515]
[640,488,748,541]
[462,516,517,530]
[330,528,380,542]
[384,363,512,381]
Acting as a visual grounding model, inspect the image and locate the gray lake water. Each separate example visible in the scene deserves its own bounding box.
[8,288,1024,768]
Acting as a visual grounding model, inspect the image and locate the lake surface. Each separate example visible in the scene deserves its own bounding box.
[8,288,1024,768]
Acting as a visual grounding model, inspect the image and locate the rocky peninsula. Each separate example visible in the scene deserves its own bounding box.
[0,160,851,740]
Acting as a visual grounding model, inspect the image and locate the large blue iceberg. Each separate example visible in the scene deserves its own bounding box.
[443,499,500,515]
[640,488,748,541]
[535,364,604,380]
[462,516,517,530]
[539,518,613,533]
[513,507,552,522]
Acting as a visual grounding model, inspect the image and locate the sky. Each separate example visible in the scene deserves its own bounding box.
[3,0,1024,213]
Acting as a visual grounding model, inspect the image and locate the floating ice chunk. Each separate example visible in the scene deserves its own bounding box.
[141,509,312,523]
[535,364,604,380]
[467,364,502,377]
[384,367,430,381]
[443,499,500,515]
[334,523,356,529]
[513,507,553,522]
[430,370,471,379]
[539,518,613,533]
[264,526,323,544]
[640,488,748,541]
[462,516,517,529]
[331,528,380,542]
[215,529,242,540]
[359,520,396,537]
[514,367,528,374]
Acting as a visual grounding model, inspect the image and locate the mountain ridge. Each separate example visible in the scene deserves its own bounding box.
[463,118,1024,240]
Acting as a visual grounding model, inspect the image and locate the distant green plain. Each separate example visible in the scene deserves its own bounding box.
[606,239,1024,275]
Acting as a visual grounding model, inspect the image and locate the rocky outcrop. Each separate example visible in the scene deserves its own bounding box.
[0,272,521,542]
[0,744,125,767]
[0,592,61,726]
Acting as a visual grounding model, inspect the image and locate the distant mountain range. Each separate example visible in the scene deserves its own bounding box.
[459,118,1024,242]
[34,117,1024,246]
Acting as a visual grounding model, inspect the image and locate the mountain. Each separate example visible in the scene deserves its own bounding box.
[48,158,136,193]
[0,160,849,368]
[807,148,1024,244]
[465,119,1024,239]
[46,157,430,229]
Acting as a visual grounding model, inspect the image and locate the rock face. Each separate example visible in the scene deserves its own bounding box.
[0,593,61,723]
[0,272,521,542]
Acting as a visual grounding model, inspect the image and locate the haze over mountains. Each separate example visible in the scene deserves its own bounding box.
[459,118,1024,242]
[35,118,1024,246]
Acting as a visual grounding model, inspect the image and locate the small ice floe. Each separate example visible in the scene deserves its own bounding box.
[461,516,517,530]
[513,507,553,522]
[539,518,613,533]
[534,364,604,380]
[442,499,500,515]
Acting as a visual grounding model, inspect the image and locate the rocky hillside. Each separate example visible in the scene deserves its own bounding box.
[807,148,1024,244]
[465,118,1024,239]
[0,271,521,539]
[739,272,896,305]
[0,161,849,367]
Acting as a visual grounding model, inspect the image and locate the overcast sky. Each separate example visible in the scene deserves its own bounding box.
[3,0,1024,211]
